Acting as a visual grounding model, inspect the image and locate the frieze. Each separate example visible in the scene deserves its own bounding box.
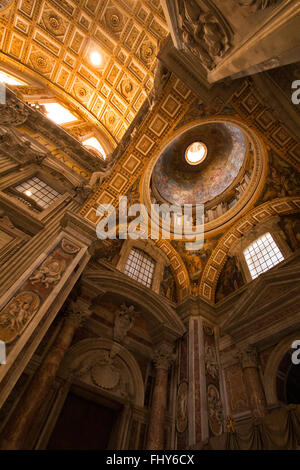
[0,238,80,344]
[0,291,40,343]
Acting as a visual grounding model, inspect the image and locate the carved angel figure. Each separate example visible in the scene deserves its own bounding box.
[0,292,40,339]
[113,304,137,343]
[29,257,65,289]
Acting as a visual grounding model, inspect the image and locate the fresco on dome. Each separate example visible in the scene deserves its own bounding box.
[152,123,246,205]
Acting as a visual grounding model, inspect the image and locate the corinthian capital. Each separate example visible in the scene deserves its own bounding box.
[64,298,92,328]
[152,343,175,370]
[236,345,258,369]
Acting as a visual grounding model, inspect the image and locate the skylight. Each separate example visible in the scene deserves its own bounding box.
[185,142,208,165]
[0,70,27,86]
[83,137,106,159]
[43,102,78,125]
[244,232,284,280]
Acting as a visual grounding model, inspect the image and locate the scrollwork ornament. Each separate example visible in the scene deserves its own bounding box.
[61,239,80,255]
[0,98,29,126]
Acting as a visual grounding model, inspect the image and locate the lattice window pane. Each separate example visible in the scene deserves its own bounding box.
[244,232,284,280]
[14,177,61,209]
[124,248,156,288]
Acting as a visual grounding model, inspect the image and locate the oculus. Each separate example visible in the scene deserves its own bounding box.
[185,141,208,165]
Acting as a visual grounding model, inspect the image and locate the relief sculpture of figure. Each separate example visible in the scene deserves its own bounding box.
[179,0,230,70]
[199,12,229,58]
[207,384,224,436]
[113,304,138,344]
[0,292,40,343]
[29,257,66,289]
[205,342,219,379]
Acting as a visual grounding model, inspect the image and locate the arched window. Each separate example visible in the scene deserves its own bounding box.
[124,248,156,288]
[0,70,27,86]
[243,232,284,280]
[82,137,106,159]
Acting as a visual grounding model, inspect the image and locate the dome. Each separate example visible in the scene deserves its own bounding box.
[152,122,247,206]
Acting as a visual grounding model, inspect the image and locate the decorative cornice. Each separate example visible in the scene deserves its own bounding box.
[0,93,29,126]
[60,211,97,247]
[81,269,186,338]
[3,90,106,175]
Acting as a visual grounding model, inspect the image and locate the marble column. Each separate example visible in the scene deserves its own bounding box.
[0,300,90,450]
[237,346,267,418]
[146,343,174,450]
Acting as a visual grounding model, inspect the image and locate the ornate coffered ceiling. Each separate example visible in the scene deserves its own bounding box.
[0,0,168,145]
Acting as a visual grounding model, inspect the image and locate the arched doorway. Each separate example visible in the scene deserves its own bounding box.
[276,350,300,405]
[46,385,122,450]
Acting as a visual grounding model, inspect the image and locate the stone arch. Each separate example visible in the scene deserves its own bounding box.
[200,197,300,302]
[61,338,145,407]
[263,332,300,407]
[82,270,186,336]
[116,235,191,299]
